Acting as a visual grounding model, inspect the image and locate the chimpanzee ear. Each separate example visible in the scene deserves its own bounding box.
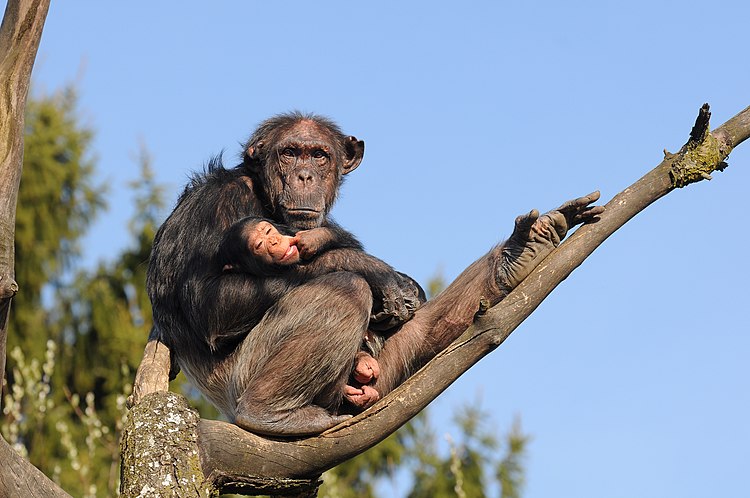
[342,136,365,175]
[243,141,264,173]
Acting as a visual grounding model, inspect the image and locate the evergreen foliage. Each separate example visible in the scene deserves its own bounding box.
[11,86,105,361]
[3,89,157,495]
[497,418,529,498]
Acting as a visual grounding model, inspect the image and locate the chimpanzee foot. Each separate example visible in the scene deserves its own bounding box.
[352,351,380,384]
[344,384,380,409]
[234,403,351,436]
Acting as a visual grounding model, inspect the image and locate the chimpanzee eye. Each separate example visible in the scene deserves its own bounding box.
[281,148,295,158]
[312,149,327,159]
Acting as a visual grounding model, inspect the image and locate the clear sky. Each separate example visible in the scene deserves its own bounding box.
[16,1,750,496]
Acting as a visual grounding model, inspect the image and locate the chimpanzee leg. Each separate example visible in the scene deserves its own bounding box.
[231,271,372,436]
[370,193,603,399]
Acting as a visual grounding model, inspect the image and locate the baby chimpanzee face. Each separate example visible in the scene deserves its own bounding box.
[250,221,300,266]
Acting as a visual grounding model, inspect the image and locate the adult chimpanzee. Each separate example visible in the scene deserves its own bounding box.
[147,111,603,436]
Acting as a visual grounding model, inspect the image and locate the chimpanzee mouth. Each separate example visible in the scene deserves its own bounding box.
[283,208,324,229]
[285,208,321,217]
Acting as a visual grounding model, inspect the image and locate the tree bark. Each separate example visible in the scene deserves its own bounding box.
[120,392,213,497]
[130,339,171,405]
[0,0,50,386]
[125,104,750,495]
[0,0,70,496]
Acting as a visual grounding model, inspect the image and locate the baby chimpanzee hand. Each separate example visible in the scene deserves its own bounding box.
[495,191,604,294]
[291,228,333,260]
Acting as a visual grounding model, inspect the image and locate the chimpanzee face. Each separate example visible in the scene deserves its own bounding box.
[270,121,338,229]
[245,119,364,230]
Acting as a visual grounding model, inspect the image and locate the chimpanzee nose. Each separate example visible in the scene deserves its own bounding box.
[297,168,314,187]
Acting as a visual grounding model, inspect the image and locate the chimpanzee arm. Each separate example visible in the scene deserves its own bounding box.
[298,247,425,329]
[186,271,294,350]
[218,217,364,275]
[148,173,295,351]
[218,215,421,330]
[294,220,364,260]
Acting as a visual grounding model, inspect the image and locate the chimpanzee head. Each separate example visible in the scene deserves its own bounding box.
[242,112,364,230]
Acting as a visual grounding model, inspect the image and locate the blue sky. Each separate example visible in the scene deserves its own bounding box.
[19,1,750,496]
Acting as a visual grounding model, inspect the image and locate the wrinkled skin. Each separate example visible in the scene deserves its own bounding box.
[497,192,604,294]
[244,220,352,267]
[248,221,301,266]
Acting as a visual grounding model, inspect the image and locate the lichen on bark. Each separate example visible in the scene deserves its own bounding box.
[669,109,729,188]
[120,392,215,498]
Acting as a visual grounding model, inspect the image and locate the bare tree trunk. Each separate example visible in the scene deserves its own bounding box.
[0,1,71,496]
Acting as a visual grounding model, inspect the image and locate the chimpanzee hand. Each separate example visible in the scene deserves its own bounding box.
[542,191,605,241]
[495,191,603,294]
[369,271,426,331]
[343,351,382,409]
[290,228,330,260]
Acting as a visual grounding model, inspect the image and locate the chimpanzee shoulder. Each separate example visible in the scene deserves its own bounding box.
[147,156,257,317]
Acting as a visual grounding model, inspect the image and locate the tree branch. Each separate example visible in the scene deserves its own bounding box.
[127,103,749,495]
[129,339,171,406]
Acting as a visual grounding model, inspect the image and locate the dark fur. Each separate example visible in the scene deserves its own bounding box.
[147,112,601,436]
[147,113,423,435]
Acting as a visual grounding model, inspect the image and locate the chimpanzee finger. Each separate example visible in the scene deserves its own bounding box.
[571,205,606,224]
[381,285,407,320]
[557,192,602,228]
[542,210,568,241]
[574,190,601,207]
[558,191,601,214]
[395,293,409,321]
[353,351,380,384]
[344,385,380,409]
[512,209,540,240]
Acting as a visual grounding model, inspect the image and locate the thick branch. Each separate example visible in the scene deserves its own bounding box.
[120,392,212,497]
[713,105,750,152]
[0,0,49,298]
